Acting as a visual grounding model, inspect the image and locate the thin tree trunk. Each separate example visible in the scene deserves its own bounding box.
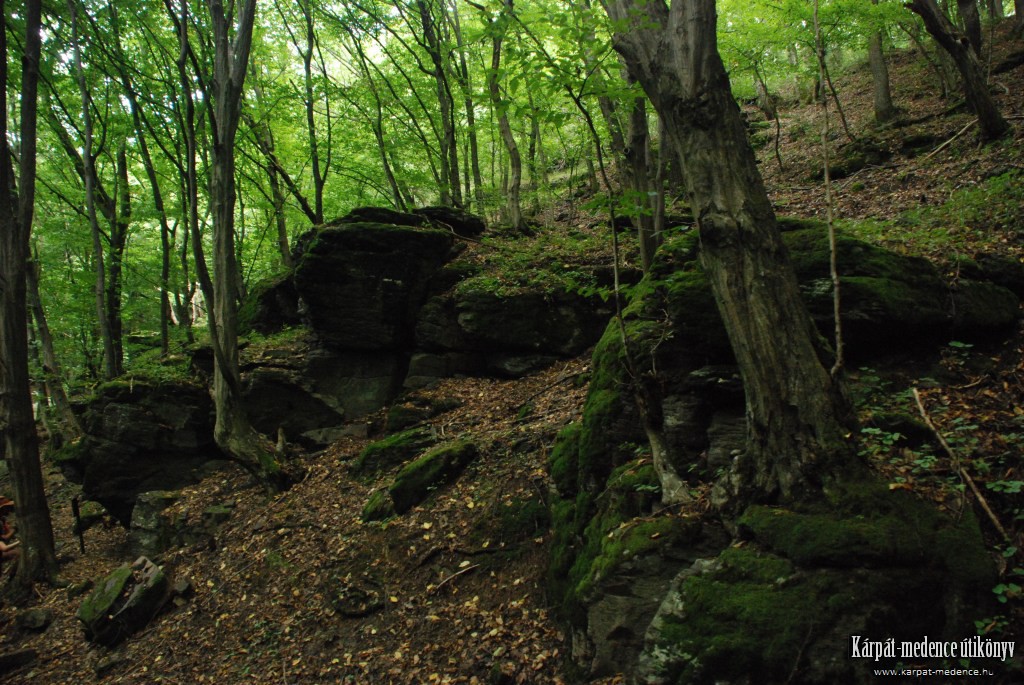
[624,92,658,271]
[868,0,897,123]
[485,2,524,231]
[204,0,292,488]
[909,0,1009,140]
[1,0,59,588]
[27,253,81,441]
[450,0,485,214]
[602,0,859,503]
[68,0,117,380]
[299,0,325,223]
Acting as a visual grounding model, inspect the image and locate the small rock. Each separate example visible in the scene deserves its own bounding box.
[16,608,55,633]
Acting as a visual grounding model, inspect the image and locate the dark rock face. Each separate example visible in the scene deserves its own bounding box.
[293,223,455,349]
[56,380,221,526]
[412,205,486,237]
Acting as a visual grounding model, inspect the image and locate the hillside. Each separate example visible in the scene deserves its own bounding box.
[3,21,1024,685]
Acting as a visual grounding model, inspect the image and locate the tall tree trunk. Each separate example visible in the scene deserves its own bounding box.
[0,0,59,588]
[957,0,984,55]
[601,0,858,503]
[108,141,130,373]
[909,0,1009,140]
[868,0,897,123]
[205,0,290,487]
[450,0,485,214]
[418,0,461,207]
[298,0,326,224]
[986,0,1003,19]
[485,2,525,231]
[68,0,118,380]
[624,92,658,271]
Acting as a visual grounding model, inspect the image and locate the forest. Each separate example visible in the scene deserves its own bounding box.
[1,0,1024,682]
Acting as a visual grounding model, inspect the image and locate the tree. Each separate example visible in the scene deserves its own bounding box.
[957,0,983,55]
[908,0,1009,141]
[1,0,59,588]
[203,0,292,486]
[601,0,858,502]
[868,0,898,123]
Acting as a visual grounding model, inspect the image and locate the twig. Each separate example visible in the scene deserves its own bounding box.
[924,120,978,160]
[431,563,479,594]
[912,388,1010,542]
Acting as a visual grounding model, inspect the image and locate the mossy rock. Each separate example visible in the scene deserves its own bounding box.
[549,423,582,498]
[77,558,169,647]
[237,271,300,336]
[361,490,396,523]
[639,483,996,684]
[351,427,435,478]
[388,440,479,514]
[738,482,994,587]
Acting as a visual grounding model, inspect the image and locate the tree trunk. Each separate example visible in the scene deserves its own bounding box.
[450,0,486,214]
[624,92,658,271]
[485,2,525,231]
[986,0,1003,19]
[0,0,59,588]
[67,0,118,380]
[601,0,858,503]
[419,0,460,207]
[909,0,1009,141]
[298,0,326,224]
[27,254,81,441]
[205,0,290,488]
[869,0,897,123]
[957,0,984,55]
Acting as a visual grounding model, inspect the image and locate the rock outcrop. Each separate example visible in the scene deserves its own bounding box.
[548,222,1016,681]
[54,379,223,526]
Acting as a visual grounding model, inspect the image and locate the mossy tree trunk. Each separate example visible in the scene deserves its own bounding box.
[601,0,859,503]
[1,0,59,588]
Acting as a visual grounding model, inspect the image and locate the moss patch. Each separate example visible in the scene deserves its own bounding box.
[388,440,479,514]
[351,427,435,479]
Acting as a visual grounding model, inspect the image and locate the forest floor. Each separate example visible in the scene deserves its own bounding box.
[4,19,1024,685]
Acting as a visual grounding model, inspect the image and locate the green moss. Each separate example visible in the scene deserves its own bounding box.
[352,427,435,478]
[739,483,995,588]
[76,564,133,628]
[651,547,828,682]
[361,490,396,523]
[388,440,478,513]
[576,514,697,599]
[549,423,582,498]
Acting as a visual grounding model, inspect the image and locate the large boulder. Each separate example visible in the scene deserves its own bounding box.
[293,222,455,349]
[54,379,222,526]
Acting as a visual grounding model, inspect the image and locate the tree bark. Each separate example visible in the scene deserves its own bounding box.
[957,0,983,55]
[485,2,525,231]
[205,0,291,488]
[27,254,81,442]
[908,0,1009,141]
[0,0,59,588]
[869,0,898,123]
[601,0,858,503]
[67,0,119,380]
